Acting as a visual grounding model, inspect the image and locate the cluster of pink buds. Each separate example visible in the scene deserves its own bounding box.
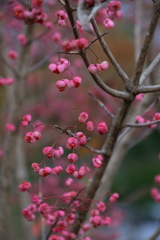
[21,114,32,127]
[24,131,42,143]
[89,202,111,228]
[102,1,122,29]
[56,76,82,92]
[48,58,70,74]
[88,61,109,74]
[8,50,18,59]
[62,38,88,52]
[106,1,122,20]
[0,77,14,86]
[109,193,119,202]
[135,112,160,128]
[13,3,47,25]
[55,10,68,26]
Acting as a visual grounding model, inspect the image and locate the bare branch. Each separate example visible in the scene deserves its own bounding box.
[147,226,160,240]
[91,18,130,84]
[137,84,160,93]
[140,52,160,84]
[122,119,160,128]
[88,91,114,118]
[132,0,160,85]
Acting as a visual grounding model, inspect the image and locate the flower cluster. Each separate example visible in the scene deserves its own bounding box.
[13,2,47,25]
[19,185,115,240]
[102,1,122,29]
[48,58,70,74]
[135,112,160,128]
[62,38,88,52]
[88,61,109,74]
[21,112,108,180]
[55,10,68,26]
[56,76,82,92]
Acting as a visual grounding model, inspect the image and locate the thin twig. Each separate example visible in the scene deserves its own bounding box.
[91,18,130,84]
[122,119,160,128]
[140,52,160,84]
[88,91,114,118]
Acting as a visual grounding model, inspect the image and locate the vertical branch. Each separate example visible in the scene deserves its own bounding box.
[0,24,34,240]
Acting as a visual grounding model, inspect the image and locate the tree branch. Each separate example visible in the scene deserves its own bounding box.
[137,84,160,93]
[140,52,160,84]
[132,0,160,85]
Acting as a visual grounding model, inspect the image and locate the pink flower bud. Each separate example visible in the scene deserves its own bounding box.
[65,178,73,186]
[22,114,32,122]
[39,167,52,177]
[98,122,108,135]
[77,38,88,49]
[107,1,122,12]
[154,175,160,184]
[21,121,28,127]
[56,80,67,92]
[66,164,76,174]
[31,163,40,172]
[97,202,106,212]
[5,123,16,132]
[66,137,79,149]
[58,19,66,26]
[78,112,89,123]
[55,210,65,217]
[88,64,97,74]
[25,132,36,143]
[32,131,41,140]
[52,32,61,42]
[103,19,115,29]
[17,34,27,46]
[100,61,109,70]
[109,193,119,202]
[54,147,64,158]
[86,121,94,131]
[52,166,63,175]
[67,153,78,163]
[102,217,111,226]
[42,147,54,158]
[19,181,31,191]
[72,76,82,88]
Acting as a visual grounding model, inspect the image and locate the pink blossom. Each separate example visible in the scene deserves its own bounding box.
[98,122,108,135]
[54,147,64,158]
[66,164,76,175]
[5,123,16,132]
[65,178,73,186]
[66,137,79,149]
[31,163,40,172]
[110,193,119,202]
[97,202,106,212]
[52,166,63,175]
[154,175,160,184]
[39,167,52,177]
[102,217,111,226]
[32,131,42,140]
[22,114,32,122]
[136,93,144,101]
[90,215,102,228]
[78,112,89,123]
[19,181,31,191]
[25,132,36,143]
[17,34,27,45]
[56,80,67,92]
[107,1,122,12]
[86,121,94,131]
[42,146,54,158]
[67,153,78,163]
[88,64,97,74]
[8,50,18,59]
[103,19,115,29]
